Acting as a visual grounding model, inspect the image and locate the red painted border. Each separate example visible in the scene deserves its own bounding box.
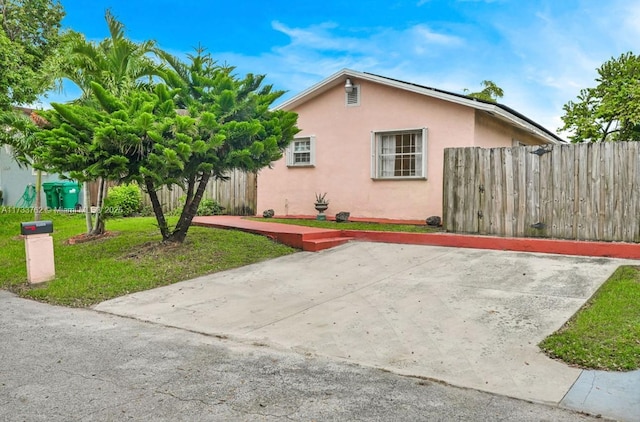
[341,230,640,260]
[194,216,640,259]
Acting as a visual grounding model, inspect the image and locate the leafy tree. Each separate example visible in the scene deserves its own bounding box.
[37,62,299,244]
[34,91,113,222]
[0,108,46,218]
[560,52,640,143]
[59,10,161,104]
[0,0,64,219]
[145,48,299,243]
[50,10,163,234]
[0,0,65,110]
[464,80,504,102]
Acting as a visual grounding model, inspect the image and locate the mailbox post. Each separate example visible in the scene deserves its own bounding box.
[21,221,55,284]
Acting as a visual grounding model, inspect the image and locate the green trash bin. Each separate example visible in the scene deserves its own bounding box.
[59,181,80,210]
[42,182,61,209]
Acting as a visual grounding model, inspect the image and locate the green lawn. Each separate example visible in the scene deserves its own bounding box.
[539,265,640,371]
[0,210,295,307]
[249,217,439,233]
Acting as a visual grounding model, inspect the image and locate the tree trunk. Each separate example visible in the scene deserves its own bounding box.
[183,175,196,211]
[34,170,42,221]
[83,181,93,233]
[145,178,170,241]
[168,173,210,243]
[90,178,106,235]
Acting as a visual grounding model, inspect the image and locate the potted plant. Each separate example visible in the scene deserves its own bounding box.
[314,192,329,220]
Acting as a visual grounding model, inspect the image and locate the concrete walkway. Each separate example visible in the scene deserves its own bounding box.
[95,242,640,421]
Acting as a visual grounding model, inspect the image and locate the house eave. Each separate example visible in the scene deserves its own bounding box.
[275,69,565,145]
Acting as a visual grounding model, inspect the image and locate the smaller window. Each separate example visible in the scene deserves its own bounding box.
[287,136,316,167]
[346,85,360,106]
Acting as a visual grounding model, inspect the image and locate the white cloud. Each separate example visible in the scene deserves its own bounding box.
[412,25,464,49]
[271,21,357,52]
[219,21,468,104]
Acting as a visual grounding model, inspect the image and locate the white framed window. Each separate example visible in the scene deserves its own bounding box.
[286,136,316,167]
[371,128,427,179]
[346,85,360,106]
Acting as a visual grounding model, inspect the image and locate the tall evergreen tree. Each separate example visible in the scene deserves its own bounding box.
[148,48,299,242]
[37,66,298,243]
[53,10,163,234]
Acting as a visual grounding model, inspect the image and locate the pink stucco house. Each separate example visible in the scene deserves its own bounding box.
[257,69,564,221]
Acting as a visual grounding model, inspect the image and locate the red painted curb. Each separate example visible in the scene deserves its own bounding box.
[340,230,640,260]
[194,216,640,259]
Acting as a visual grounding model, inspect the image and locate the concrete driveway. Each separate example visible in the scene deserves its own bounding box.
[95,242,632,406]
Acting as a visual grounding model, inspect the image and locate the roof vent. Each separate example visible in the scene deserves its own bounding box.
[346,85,360,106]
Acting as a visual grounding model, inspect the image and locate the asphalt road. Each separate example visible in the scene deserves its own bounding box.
[0,290,604,421]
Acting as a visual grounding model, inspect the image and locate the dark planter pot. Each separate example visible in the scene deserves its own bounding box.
[314,203,328,214]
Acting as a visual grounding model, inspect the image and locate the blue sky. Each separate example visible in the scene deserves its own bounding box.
[46,0,640,139]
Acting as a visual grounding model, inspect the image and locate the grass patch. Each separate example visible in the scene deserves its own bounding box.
[0,210,295,307]
[539,265,640,371]
[250,218,439,233]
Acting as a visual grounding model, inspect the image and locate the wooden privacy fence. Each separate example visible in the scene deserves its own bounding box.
[443,142,640,243]
[141,169,257,215]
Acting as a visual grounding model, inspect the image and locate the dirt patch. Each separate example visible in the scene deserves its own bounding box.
[65,231,119,245]
[121,240,184,260]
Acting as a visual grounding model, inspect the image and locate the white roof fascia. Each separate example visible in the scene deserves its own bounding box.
[275,69,354,111]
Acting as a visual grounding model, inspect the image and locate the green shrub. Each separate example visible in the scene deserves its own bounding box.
[197,198,225,216]
[167,197,225,216]
[103,184,142,217]
[139,205,154,217]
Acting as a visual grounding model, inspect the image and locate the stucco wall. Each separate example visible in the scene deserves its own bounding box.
[473,112,548,148]
[259,80,479,220]
[258,80,548,220]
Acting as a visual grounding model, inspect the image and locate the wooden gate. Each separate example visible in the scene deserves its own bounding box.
[443,142,640,242]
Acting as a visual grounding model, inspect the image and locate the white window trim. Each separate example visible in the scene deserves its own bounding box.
[286,136,316,167]
[371,127,427,180]
[345,84,360,107]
